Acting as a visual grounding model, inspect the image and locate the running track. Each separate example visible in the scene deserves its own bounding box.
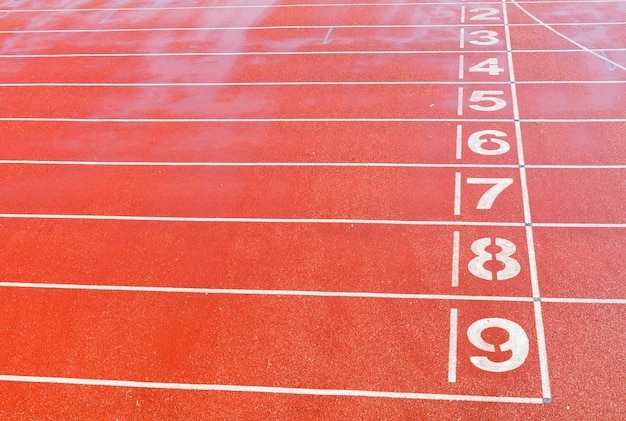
[0,0,624,419]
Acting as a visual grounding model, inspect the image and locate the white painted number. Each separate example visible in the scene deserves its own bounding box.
[468,30,499,46]
[469,58,505,76]
[468,238,521,280]
[468,130,510,155]
[470,8,501,21]
[467,177,513,209]
[469,91,507,112]
[467,318,529,372]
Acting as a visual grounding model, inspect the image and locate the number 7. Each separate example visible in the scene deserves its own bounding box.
[467,177,513,209]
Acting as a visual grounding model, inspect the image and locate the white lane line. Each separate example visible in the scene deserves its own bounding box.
[452,231,461,287]
[0,282,536,302]
[448,309,459,383]
[1,0,622,13]
[0,214,525,226]
[541,298,626,305]
[510,0,626,72]
[0,214,619,228]
[455,124,463,159]
[0,51,503,58]
[526,165,626,169]
[0,49,624,58]
[454,172,462,216]
[0,161,519,169]
[502,0,551,403]
[0,375,544,403]
[533,223,626,228]
[524,119,626,122]
[0,117,624,123]
[1,81,625,87]
[1,282,623,304]
[0,118,518,123]
[0,22,624,34]
[0,81,513,87]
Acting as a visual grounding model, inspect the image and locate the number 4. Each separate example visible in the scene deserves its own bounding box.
[469,58,504,76]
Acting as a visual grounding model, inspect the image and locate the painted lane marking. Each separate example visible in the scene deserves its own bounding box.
[533,223,626,228]
[455,125,463,160]
[452,231,460,287]
[541,298,626,305]
[0,51,513,58]
[0,118,518,123]
[1,117,625,123]
[0,161,519,168]
[2,1,623,13]
[1,162,623,170]
[0,214,526,226]
[454,172,462,216]
[501,0,551,402]
[510,0,626,72]
[98,10,115,24]
[0,49,624,58]
[0,82,514,87]
[0,282,624,304]
[0,282,535,301]
[0,375,544,403]
[322,27,333,45]
[1,81,624,87]
[448,309,459,383]
[1,22,624,34]
[599,51,618,71]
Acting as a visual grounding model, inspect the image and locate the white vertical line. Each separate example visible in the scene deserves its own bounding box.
[454,172,462,216]
[461,6,466,24]
[501,0,551,403]
[459,54,465,79]
[448,308,459,383]
[452,231,460,287]
[457,87,464,116]
[459,28,465,49]
[456,124,463,159]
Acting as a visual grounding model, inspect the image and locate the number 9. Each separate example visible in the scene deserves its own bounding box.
[467,318,529,372]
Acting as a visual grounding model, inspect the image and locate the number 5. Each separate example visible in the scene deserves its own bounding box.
[469,90,507,112]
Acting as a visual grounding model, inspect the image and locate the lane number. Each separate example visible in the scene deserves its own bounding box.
[469,58,505,76]
[467,177,513,209]
[468,90,507,112]
[468,130,510,156]
[469,8,501,21]
[468,30,500,46]
[468,237,521,281]
[467,318,530,372]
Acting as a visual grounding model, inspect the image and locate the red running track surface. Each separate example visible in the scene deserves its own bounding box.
[0,0,624,419]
